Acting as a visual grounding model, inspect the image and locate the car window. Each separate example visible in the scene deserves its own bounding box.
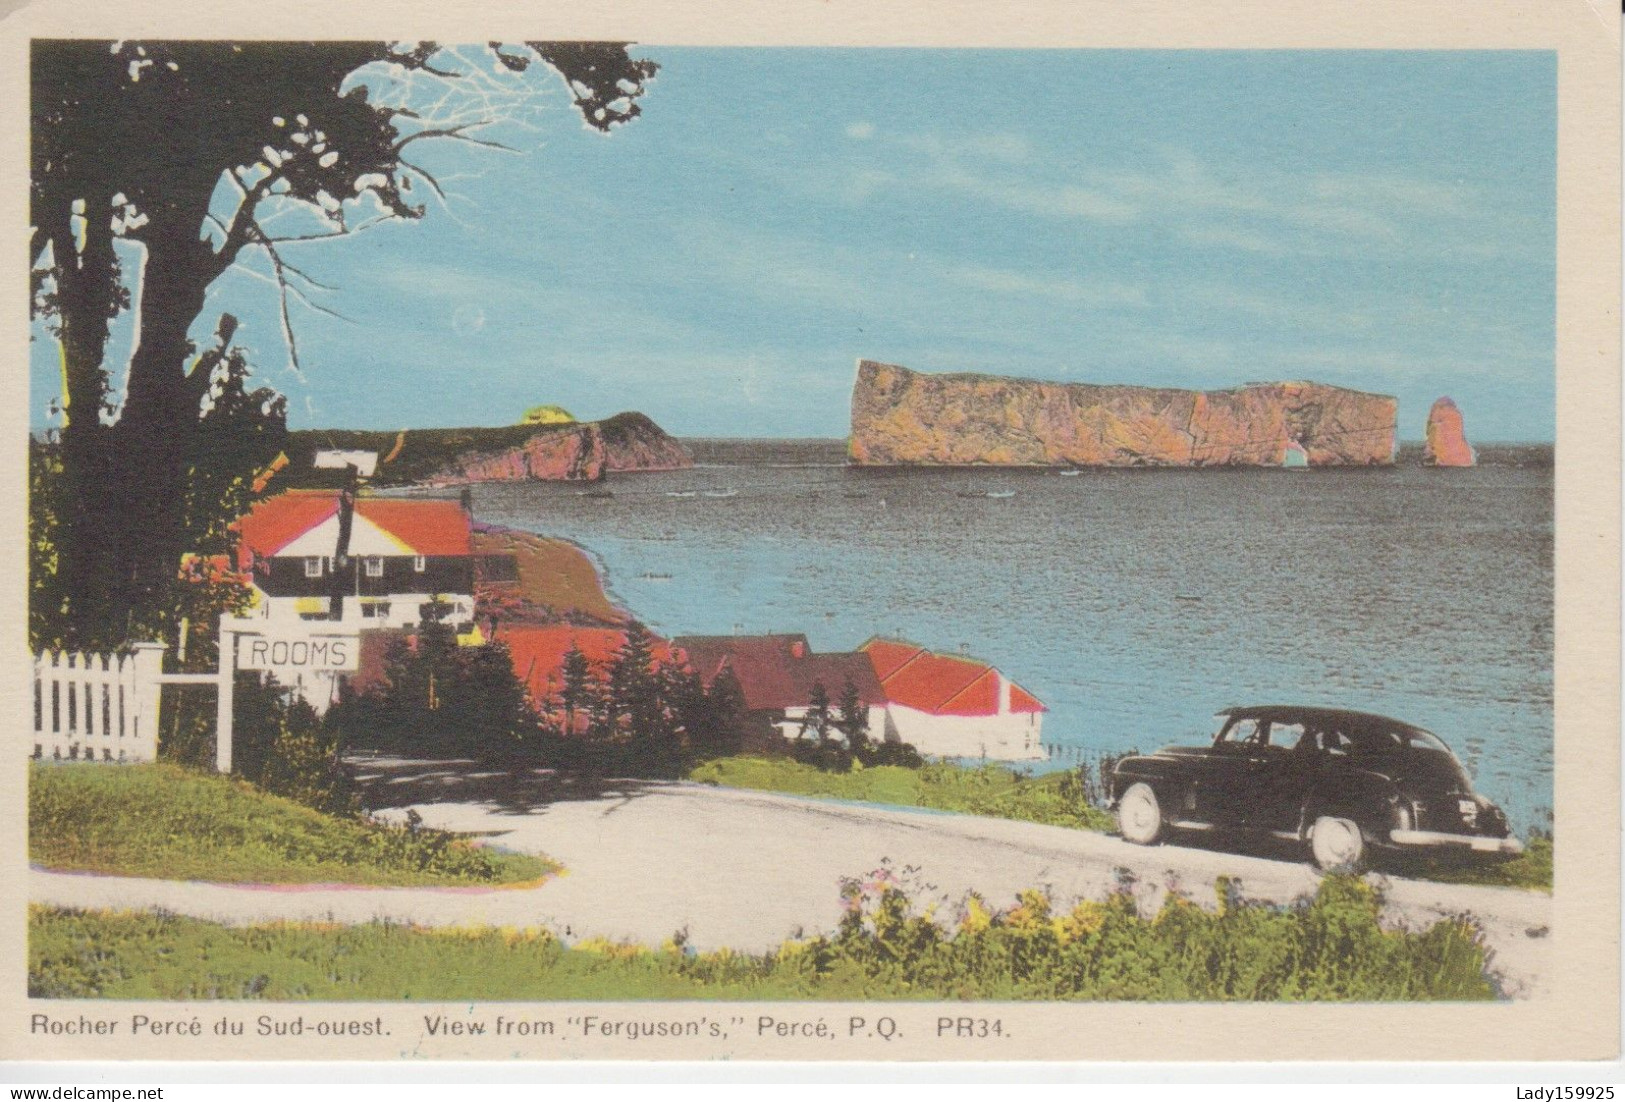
[1321,728,1353,755]
[1218,717,1261,746]
[1268,721,1307,750]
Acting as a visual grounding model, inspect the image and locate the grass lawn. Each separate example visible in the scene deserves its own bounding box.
[29,873,1496,1001]
[1398,836,1553,892]
[689,756,1115,832]
[689,756,1552,891]
[29,762,554,887]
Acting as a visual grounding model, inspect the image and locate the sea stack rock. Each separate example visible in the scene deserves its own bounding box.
[849,360,1398,467]
[1422,397,1477,467]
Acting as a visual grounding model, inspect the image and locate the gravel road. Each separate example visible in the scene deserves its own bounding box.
[31,759,1553,998]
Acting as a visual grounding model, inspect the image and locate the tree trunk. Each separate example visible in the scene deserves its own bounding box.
[100,224,216,643]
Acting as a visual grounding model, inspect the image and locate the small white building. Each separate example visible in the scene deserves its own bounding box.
[860,638,1046,761]
[313,449,379,477]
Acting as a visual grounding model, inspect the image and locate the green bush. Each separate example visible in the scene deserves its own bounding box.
[29,872,1495,1001]
[691,756,1116,832]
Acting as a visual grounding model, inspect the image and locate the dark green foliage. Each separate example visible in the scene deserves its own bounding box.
[329,623,536,759]
[159,672,356,816]
[797,679,832,741]
[28,873,1496,1001]
[836,677,870,757]
[792,738,854,772]
[861,741,924,768]
[31,40,653,649]
[691,666,747,759]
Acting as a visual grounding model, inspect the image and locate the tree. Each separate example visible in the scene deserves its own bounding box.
[31,40,658,646]
[558,643,596,736]
[798,679,832,742]
[837,677,871,757]
[605,621,665,743]
[702,666,748,758]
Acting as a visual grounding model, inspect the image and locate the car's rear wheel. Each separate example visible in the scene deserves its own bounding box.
[1309,815,1366,872]
[1118,782,1165,845]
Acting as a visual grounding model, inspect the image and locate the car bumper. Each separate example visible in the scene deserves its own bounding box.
[1388,829,1524,855]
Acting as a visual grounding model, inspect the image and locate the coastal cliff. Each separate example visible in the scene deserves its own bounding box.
[849,360,1397,467]
[285,412,692,486]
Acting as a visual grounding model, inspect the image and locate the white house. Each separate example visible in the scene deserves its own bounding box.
[235,491,476,631]
[859,638,1046,761]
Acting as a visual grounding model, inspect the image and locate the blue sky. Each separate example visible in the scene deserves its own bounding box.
[34,48,1557,440]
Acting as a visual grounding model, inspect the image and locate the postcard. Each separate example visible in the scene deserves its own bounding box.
[1,0,1618,1066]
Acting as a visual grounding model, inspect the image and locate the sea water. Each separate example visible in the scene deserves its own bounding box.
[467,442,1553,834]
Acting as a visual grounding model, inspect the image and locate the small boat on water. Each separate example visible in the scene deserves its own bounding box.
[666,490,697,498]
[640,572,674,582]
[1058,469,1083,477]
[986,490,1017,499]
[702,488,739,499]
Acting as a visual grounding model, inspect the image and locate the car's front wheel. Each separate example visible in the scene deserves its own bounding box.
[1117,782,1165,845]
[1309,815,1366,872]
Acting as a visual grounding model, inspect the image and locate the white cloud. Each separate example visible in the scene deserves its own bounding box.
[845,120,875,140]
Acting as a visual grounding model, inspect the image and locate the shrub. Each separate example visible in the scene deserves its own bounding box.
[29,869,1497,1001]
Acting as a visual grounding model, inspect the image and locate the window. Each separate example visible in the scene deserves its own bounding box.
[1267,721,1308,751]
[413,555,427,572]
[365,557,384,577]
[304,556,324,578]
[1218,718,1262,746]
[361,600,391,620]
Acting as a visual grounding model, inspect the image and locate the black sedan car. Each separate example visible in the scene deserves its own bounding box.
[1109,705,1524,871]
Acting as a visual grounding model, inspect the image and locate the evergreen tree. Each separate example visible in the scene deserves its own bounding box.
[558,643,595,737]
[799,679,832,742]
[607,621,664,743]
[704,667,748,758]
[838,677,872,758]
[662,663,709,753]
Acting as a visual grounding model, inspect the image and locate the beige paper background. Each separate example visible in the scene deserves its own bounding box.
[0,0,1617,1064]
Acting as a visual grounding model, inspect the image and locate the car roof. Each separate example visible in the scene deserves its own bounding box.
[1216,705,1429,732]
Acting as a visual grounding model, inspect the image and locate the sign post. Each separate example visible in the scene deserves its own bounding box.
[214,615,361,774]
[216,630,236,774]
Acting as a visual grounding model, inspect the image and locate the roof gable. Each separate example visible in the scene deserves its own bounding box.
[235,492,471,566]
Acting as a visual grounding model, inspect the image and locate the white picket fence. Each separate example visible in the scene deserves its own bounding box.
[31,643,166,764]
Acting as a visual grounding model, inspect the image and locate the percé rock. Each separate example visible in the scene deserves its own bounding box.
[285,412,692,486]
[1422,397,1477,468]
[849,360,1398,467]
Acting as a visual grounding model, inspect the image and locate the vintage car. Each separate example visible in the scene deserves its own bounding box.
[1109,705,1524,870]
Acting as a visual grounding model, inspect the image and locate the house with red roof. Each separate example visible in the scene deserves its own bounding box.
[860,638,1046,761]
[235,490,476,631]
[671,633,890,752]
[494,623,675,734]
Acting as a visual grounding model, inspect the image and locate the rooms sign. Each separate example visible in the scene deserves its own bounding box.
[238,632,360,673]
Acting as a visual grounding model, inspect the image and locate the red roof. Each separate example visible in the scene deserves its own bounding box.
[235,491,341,567]
[234,491,471,567]
[500,624,672,705]
[859,638,1046,716]
[356,499,472,557]
[862,638,926,681]
[672,635,886,712]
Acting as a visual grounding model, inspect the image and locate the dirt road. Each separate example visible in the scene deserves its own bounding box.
[31,761,1553,998]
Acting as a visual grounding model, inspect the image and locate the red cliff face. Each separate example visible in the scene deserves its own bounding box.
[421,414,692,485]
[1422,397,1477,468]
[849,360,1397,467]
